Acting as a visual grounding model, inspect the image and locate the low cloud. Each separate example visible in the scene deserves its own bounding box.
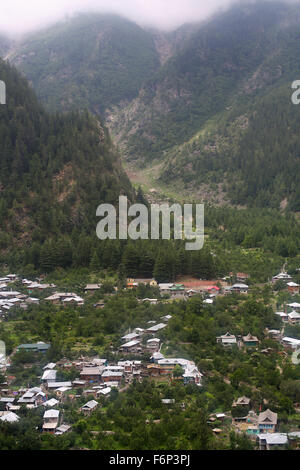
[1,0,238,36]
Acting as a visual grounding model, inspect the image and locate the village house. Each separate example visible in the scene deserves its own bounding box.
[162,399,175,405]
[102,381,119,389]
[158,283,174,295]
[47,381,72,391]
[83,389,97,398]
[0,411,20,423]
[258,409,278,433]
[84,284,102,293]
[117,361,133,374]
[55,424,72,436]
[126,280,138,289]
[157,358,184,376]
[101,370,123,383]
[186,289,199,297]
[0,291,21,299]
[230,283,249,294]
[146,338,160,353]
[232,396,251,408]
[43,409,60,433]
[216,332,237,347]
[287,302,300,311]
[182,364,202,386]
[6,274,18,281]
[62,296,84,306]
[43,398,59,408]
[257,433,288,450]
[148,357,202,385]
[81,400,98,415]
[275,311,289,323]
[133,328,144,336]
[90,358,108,367]
[80,367,104,383]
[151,352,165,363]
[132,360,142,370]
[16,342,50,354]
[161,315,172,322]
[97,387,111,397]
[45,292,83,306]
[281,337,300,350]
[72,380,86,388]
[236,273,250,283]
[207,286,221,296]
[119,340,142,354]
[24,297,40,306]
[0,397,15,411]
[44,293,64,305]
[104,365,125,373]
[146,323,167,334]
[17,387,45,407]
[272,272,292,283]
[132,278,157,287]
[41,369,57,384]
[266,329,282,340]
[147,364,161,377]
[242,333,259,347]
[121,332,141,342]
[169,285,186,299]
[288,311,300,325]
[287,282,300,295]
[26,282,52,290]
[132,369,142,382]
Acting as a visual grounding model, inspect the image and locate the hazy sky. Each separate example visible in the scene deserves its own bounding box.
[0,0,240,36]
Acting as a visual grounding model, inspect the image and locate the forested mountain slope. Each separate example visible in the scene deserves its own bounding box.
[109,1,300,209]
[0,59,134,255]
[160,85,300,210]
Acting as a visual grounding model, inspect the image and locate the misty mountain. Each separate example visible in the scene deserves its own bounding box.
[5,2,300,209]
[8,13,161,114]
[0,35,12,57]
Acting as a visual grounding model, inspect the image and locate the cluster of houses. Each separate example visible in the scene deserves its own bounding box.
[116,316,203,386]
[1,269,300,445]
[216,332,259,348]
[216,329,300,353]
[0,273,87,319]
[118,315,171,354]
[216,291,300,352]
[272,272,300,294]
[147,356,203,385]
[271,301,300,350]
[158,281,249,298]
[229,396,300,450]
[0,271,253,321]
[0,338,203,435]
[44,292,84,306]
[0,355,140,434]
[126,276,250,302]
[275,302,300,325]
[0,274,42,318]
